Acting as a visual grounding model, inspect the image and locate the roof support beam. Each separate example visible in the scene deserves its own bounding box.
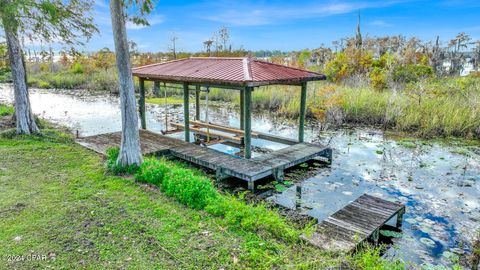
[183,82,190,142]
[299,82,307,143]
[195,85,201,121]
[240,90,244,130]
[139,78,146,130]
[244,86,252,159]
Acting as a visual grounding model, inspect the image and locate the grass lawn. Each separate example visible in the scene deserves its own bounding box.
[0,135,356,269]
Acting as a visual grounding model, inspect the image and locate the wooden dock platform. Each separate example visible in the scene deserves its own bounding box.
[301,194,405,252]
[76,130,332,190]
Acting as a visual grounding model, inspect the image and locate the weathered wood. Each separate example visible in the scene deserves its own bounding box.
[183,82,190,142]
[170,122,242,143]
[139,78,146,130]
[244,86,252,159]
[299,82,307,143]
[190,120,259,137]
[301,194,405,253]
[76,130,332,189]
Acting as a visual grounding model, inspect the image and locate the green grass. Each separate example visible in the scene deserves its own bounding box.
[0,132,406,269]
[146,97,190,105]
[0,104,14,116]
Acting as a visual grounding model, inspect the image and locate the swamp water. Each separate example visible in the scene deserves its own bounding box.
[1,84,479,268]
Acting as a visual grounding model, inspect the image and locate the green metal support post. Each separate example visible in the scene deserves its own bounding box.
[244,86,252,159]
[195,85,200,121]
[139,78,146,130]
[240,90,244,130]
[299,82,307,142]
[183,82,190,142]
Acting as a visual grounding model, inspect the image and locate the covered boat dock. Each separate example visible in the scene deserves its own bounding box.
[78,57,333,189]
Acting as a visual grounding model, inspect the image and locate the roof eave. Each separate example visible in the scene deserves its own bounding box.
[133,72,327,88]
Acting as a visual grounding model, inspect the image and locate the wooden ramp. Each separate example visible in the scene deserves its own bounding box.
[76,130,332,190]
[301,194,405,253]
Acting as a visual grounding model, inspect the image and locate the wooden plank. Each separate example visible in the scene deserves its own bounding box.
[76,130,333,187]
[302,194,405,253]
[171,123,242,143]
[191,120,259,137]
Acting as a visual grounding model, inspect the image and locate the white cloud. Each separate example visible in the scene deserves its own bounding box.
[203,1,406,26]
[368,20,393,27]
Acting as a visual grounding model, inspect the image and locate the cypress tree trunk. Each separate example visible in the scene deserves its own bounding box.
[3,25,39,134]
[109,0,143,166]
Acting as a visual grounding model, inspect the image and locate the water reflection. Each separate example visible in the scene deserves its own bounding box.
[1,84,479,267]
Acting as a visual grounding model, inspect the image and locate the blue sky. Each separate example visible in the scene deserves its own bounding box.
[68,0,480,52]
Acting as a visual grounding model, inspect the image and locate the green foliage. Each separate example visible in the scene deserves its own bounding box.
[134,158,168,186]
[70,62,84,74]
[0,0,98,46]
[351,245,405,270]
[105,147,139,175]
[205,195,299,242]
[393,64,433,83]
[0,104,14,116]
[324,52,349,82]
[38,80,52,88]
[0,128,73,143]
[370,67,388,90]
[133,157,299,241]
[161,167,218,209]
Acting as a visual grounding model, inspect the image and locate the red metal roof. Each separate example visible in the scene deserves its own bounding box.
[132,57,326,87]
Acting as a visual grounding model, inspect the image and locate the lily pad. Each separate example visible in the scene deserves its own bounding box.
[420,237,436,247]
[379,230,402,238]
[405,218,417,224]
[274,184,288,192]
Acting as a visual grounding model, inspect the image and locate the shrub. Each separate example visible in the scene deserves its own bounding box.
[392,64,433,83]
[70,62,84,74]
[369,67,387,90]
[162,167,218,209]
[38,80,52,89]
[105,147,139,175]
[135,158,169,186]
[205,195,299,242]
[131,157,300,241]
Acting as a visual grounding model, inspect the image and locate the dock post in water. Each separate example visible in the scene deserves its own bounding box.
[296,185,302,209]
[299,82,307,143]
[244,86,252,159]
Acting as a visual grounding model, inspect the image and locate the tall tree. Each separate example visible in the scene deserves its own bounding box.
[109,0,154,166]
[0,0,97,134]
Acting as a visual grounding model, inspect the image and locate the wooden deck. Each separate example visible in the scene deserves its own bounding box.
[76,130,332,190]
[301,194,405,252]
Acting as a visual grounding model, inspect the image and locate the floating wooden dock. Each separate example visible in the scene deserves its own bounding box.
[76,130,332,190]
[301,194,405,252]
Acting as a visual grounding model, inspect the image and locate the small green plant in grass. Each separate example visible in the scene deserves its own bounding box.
[105,147,139,175]
[350,244,405,270]
[162,167,218,209]
[0,104,14,116]
[135,158,168,186]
